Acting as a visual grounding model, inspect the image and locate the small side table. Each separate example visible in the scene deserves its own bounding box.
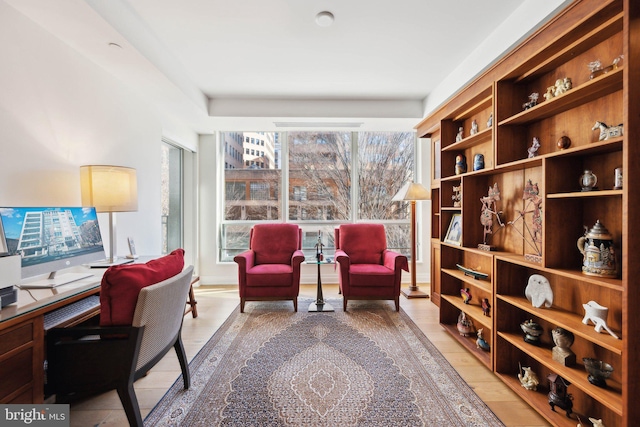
[307,260,334,312]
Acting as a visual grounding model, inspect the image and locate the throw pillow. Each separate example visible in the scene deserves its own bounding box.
[99,249,185,326]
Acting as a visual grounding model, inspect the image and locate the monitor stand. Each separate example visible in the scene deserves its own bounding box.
[19,272,95,289]
[87,258,135,268]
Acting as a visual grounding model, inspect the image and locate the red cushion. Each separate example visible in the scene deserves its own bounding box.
[338,224,386,264]
[99,249,185,326]
[251,224,300,265]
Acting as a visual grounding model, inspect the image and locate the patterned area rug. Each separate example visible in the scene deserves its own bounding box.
[146,300,504,426]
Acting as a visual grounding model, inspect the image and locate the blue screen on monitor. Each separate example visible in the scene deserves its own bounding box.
[0,207,106,281]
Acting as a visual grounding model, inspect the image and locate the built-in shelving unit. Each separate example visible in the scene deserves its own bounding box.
[417,1,639,425]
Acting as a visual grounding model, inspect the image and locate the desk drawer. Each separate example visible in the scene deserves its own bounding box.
[0,323,33,357]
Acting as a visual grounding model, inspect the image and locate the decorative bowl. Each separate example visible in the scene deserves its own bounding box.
[583,357,614,387]
[520,320,543,345]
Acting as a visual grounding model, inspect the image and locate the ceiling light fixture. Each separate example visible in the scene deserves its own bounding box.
[315,11,334,27]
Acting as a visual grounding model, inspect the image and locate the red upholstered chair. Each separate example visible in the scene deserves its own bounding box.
[335,224,409,311]
[234,224,305,313]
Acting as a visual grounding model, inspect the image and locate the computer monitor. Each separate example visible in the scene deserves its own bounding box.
[0,207,106,288]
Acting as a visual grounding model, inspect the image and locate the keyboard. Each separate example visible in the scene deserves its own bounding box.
[44,295,101,330]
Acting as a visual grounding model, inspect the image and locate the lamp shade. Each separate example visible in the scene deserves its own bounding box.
[392,181,430,202]
[80,165,138,212]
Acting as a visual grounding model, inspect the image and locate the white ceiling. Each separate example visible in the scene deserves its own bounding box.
[5,0,569,133]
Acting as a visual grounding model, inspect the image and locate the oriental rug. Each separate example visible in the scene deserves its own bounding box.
[146,300,504,426]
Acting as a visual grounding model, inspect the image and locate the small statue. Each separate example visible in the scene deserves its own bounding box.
[592,121,623,141]
[518,365,539,391]
[544,85,555,101]
[479,183,504,250]
[455,126,464,142]
[552,327,576,366]
[521,319,543,345]
[589,55,623,79]
[455,154,467,175]
[523,92,539,110]
[452,185,461,207]
[486,113,493,128]
[476,329,490,351]
[589,418,606,427]
[470,119,478,135]
[460,287,472,304]
[473,153,484,171]
[457,311,474,337]
[548,374,573,418]
[481,298,491,316]
[582,301,619,339]
[554,77,572,97]
[525,274,553,308]
[528,137,540,158]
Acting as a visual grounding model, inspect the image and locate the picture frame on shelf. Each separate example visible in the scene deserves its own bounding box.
[444,213,462,245]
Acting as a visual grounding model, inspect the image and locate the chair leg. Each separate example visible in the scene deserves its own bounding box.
[174,334,190,389]
[343,298,348,312]
[240,298,245,313]
[293,298,298,312]
[117,382,143,427]
[395,296,400,312]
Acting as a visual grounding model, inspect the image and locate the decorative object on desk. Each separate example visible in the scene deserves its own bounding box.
[525,274,553,308]
[583,358,614,388]
[552,327,576,366]
[592,121,623,141]
[520,319,543,345]
[554,77,572,97]
[456,311,474,337]
[391,181,429,299]
[452,185,461,207]
[455,126,464,142]
[577,220,617,278]
[580,169,598,191]
[481,298,491,316]
[527,136,540,158]
[614,167,623,190]
[479,183,504,251]
[582,300,620,339]
[127,237,139,259]
[486,113,493,128]
[476,328,490,351]
[588,55,623,79]
[473,153,484,171]
[518,364,539,391]
[522,92,539,110]
[508,179,542,263]
[547,374,573,418]
[80,165,138,266]
[557,135,571,150]
[460,287,472,304]
[454,154,467,175]
[444,213,462,245]
[455,263,489,280]
[470,119,478,135]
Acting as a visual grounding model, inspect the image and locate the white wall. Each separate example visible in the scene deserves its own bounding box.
[0,2,194,261]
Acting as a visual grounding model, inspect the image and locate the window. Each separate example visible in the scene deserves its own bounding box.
[161,141,183,254]
[219,131,415,261]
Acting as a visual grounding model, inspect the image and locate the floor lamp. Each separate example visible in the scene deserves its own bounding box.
[80,165,138,266]
[392,181,430,298]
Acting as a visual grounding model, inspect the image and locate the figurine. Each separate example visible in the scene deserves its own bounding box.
[554,77,572,97]
[614,167,622,190]
[481,298,491,316]
[452,185,461,207]
[548,374,573,417]
[592,121,623,141]
[476,329,490,351]
[460,287,472,304]
[552,327,576,366]
[486,113,493,128]
[589,55,623,79]
[457,311,474,337]
[479,183,504,250]
[580,169,598,191]
[544,85,556,101]
[524,274,553,308]
[521,319,543,345]
[582,301,619,339]
[473,153,484,171]
[508,179,542,262]
[454,154,467,175]
[455,126,464,142]
[557,135,571,150]
[522,92,539,110]
[527,137,540,158]
[470,119,478,135]
[518,365,539,391]
[589,418,605,427]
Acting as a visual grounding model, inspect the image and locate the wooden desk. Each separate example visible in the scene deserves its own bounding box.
[0,275,101,404]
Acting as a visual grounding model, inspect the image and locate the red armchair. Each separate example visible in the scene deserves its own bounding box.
[234,224,305,312]
[335,224,409,311]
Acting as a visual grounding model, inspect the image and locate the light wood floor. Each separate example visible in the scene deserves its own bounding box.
[68,284,551,426]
